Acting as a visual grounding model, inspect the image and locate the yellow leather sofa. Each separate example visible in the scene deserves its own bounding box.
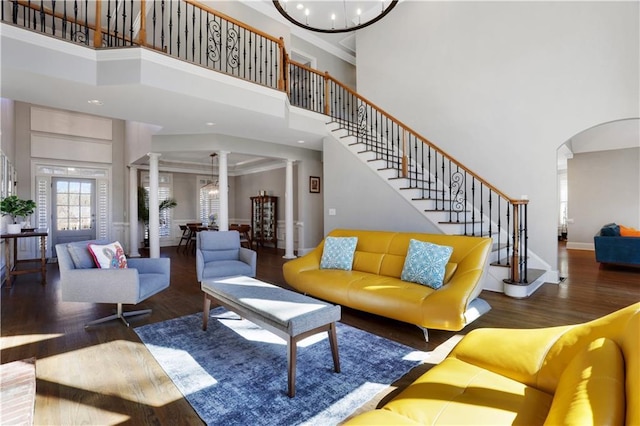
[345,302,640,425]
[283,229,492,339]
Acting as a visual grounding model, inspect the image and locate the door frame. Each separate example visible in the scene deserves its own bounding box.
[31,160,112,259]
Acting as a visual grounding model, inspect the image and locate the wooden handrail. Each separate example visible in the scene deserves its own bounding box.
[287,58,518,202]
[320,71,520,204]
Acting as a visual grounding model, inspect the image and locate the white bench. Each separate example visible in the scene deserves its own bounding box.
[201,276,341,397]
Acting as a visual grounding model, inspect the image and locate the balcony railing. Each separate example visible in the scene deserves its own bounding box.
[1,0,530,284]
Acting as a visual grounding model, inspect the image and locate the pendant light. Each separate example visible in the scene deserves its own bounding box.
[201,153,219,198]
[272,0,398,34]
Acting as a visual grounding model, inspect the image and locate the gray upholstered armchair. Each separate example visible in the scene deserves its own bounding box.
[56,240,170,328]
[196,230,257,283]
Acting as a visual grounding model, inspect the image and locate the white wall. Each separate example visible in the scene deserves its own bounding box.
[323,136,441,235]
[296,157,323,252]
[355,1,640,271]
[567,147,640,248]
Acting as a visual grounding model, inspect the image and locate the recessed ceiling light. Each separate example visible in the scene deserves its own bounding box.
[297,140,305,144]
[87,99,103,106]
[205,122,216,126]
[296,3,304,10]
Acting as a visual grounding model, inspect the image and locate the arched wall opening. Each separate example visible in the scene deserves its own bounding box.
[556,118,640,262]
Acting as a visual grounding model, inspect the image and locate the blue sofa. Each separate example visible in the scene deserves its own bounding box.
[594,223,640,267]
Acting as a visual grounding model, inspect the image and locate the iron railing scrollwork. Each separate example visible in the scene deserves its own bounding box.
[1,0,529,284]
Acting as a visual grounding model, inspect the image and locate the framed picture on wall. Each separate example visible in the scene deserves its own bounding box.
[309,176,320,193]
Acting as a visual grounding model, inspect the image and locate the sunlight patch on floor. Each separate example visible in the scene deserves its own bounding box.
[35,393,130,425]
[35,340,188,408]
[0,333,64,351]
[219,315,328,348]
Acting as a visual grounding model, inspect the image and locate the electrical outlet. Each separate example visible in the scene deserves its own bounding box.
[328,208,336,216]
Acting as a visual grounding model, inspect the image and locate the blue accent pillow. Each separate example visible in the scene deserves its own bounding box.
[600,223,620,237]
[401,239,454,289]
[320,236,358,270]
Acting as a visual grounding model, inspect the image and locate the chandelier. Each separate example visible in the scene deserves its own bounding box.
[201,153,219,198]
[272,0,399,34]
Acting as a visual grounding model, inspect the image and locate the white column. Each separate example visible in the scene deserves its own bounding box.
[284,159,296,259]
[218,151,229,231]
[128,165,140,257]
[148,152,161,258]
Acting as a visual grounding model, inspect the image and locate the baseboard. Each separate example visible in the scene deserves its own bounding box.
[566,242,595,251]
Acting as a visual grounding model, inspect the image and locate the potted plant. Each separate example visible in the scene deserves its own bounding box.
[1,195,37,234]
[137,187,177,247]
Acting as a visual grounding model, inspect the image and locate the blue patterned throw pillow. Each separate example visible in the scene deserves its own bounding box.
[401,239,454,289]
[320,236,358,270]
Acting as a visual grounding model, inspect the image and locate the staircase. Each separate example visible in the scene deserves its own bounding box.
[326,120,551,296]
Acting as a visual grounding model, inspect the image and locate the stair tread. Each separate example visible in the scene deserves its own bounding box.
[438,220,485,225]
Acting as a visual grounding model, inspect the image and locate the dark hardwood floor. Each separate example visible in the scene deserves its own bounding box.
[1,243,638,424]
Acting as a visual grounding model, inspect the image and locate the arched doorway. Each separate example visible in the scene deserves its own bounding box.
[556,118,640,275]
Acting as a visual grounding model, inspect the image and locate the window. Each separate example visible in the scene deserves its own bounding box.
[198,176,220,225]
[141,172,174,239]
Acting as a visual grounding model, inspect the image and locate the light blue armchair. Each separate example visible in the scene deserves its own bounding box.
[196,230,257,283]
[56,240,170,328]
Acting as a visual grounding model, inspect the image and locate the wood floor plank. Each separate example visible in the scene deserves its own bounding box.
[1,242,638,424]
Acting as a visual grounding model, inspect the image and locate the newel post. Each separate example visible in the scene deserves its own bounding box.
[278,37,286,92]
[93,0,102,47]
[510,198,529,283]
[138,0,147,46]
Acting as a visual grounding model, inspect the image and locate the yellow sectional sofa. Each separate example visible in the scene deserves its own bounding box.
[345,302,640,425]
[283,229,492,339]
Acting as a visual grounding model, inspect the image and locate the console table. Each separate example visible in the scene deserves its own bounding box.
[1,228,48,288]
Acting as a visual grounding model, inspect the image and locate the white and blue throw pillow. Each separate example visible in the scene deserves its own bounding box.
[401,239,453,289]
[320,236,358,271]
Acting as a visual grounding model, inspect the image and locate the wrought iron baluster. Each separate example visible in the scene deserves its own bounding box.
[83,0,88,45]
[152,1,156,48]
[61,1,68,38]
[38,0,44,32]
[51,0,56,35]
[161,0,165,51]
[467,175,474,234]
[176,1,180,57]
[168,0,172,54]
[121,0,127,46]
[191,5,196,61]
[106,0,112,46]
[129,0,134,46]
[420,139,426,195]
[258,36,264,84]
[182,2,188,59]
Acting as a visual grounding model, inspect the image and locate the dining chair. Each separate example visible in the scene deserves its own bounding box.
[177,225,190,252]
[230,224,252,249]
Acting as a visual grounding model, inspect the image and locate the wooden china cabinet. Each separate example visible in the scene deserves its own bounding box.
[250,196,277,249]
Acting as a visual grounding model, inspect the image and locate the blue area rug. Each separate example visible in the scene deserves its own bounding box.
[134,308,429,425]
